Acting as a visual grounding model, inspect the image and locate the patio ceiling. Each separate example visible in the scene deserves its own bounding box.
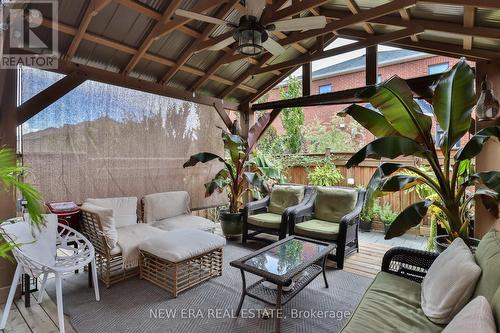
[19,0,500,108]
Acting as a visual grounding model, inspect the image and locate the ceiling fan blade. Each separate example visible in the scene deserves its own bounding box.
[207,36,235,51]
[175,9,229,26]
[269,16,327,32]
[246,0,266,20]
[262,38,286,57]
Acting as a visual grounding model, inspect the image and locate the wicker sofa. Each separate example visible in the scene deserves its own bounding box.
[80,192,216,288]
[341,230,500,332]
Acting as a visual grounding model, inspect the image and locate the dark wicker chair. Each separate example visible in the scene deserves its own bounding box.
[242,184,315,244]
[381,246,439,283]
[289,187,366,269]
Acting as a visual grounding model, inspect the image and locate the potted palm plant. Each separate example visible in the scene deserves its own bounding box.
[184,112,281,238]
[340,60,500,249]
[0,147,43,257]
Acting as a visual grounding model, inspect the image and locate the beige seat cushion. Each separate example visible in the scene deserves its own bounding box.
[314,187,358,223]
[81,202,117,249]
[116,223,165,268]
[443,296,496,333]
[294,219,339,241]
[153,214,215,232]
[421,238,482,324]
[247,213,282,229]
[86,197,138,227]
[139,229,226,263]
[268,185,305,215]
[143,191,190,224]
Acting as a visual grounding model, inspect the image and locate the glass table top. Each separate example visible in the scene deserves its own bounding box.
[244,238,329,276]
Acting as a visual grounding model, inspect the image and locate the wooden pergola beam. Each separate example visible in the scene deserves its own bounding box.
[44,60,240,111]
[65,0,112,60]
[345,0,375,34]
[463,6,476,50]
[160,0,239,85]
[213,102,233,130]
[17,71,87,125]
[321,9,500,41]
[399,7,419,42]
[253,26,423,75]
[246,34,338,104]
[41,18,257,94]
[337,29,499,61]
[121,0,184,75]
[251,73,442,111]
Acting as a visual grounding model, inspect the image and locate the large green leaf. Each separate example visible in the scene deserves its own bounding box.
[455,126,500,161]
[205,178,230,197]
[385,200,432,239]
[380,175,421,193]
[346,136,426,168]
[469,171,500,203]
[221,132,245,163]
[338,104,399,138]
[244,172,267,192]
[432,60,475,152]
[359,76,433,143]
[364,162,406,212]
[183,152,224,167]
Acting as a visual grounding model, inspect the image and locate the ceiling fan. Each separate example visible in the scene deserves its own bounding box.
[175,0,327,56]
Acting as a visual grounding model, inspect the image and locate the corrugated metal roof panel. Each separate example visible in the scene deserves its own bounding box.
[186,51,225,72]
[55,0,87,26]
[151,30,193,60]
[168,71,199,90]
[411,2,463,24]
[476,8,500,28]
[75,40,131,72]
[215,60,251,81]
[473,37,500,52]
[418,31,463,47]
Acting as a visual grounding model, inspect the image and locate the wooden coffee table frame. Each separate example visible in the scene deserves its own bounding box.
[230,236,335,332]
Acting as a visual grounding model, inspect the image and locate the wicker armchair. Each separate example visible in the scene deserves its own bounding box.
[242,184,315,243]
[289,187,365,269]
[381,246,439,283]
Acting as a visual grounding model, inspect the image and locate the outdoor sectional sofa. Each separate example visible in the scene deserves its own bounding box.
[341,229,500,332]
[80,191,217,288]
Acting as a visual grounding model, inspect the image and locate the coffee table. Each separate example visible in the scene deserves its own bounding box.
[230,236,336,331]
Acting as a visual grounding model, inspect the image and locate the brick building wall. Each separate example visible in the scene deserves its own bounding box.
[266,54,473,150]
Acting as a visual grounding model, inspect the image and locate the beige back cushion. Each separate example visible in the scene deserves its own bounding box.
[314,187,358,223]
[143,191,191,224]
[86,197,137,228]
[268,185,305,215]
[81,202,117,249]
[442,296,496,333]
[421,238,482,324]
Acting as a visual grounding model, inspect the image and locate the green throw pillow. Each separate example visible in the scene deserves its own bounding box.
[314,187,358,223]
[268,185,305,215]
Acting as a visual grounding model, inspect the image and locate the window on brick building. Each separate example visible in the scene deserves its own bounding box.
[377,74,383,83]
[436,125,461,149]
[319,84,332,94]
[428,63,449,75]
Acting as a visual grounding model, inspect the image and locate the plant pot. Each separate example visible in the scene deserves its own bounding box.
[359,219,372,232]
[433,235,480,253]
[220,210,242,239]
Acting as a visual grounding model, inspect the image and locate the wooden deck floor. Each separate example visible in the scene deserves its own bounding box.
[1,240,391,333]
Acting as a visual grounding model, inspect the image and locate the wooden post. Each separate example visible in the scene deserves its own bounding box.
[302,62,312,96]
[239,102,254,140]
[474,60,500,238]
[366,45,378,86]
[0,34,19,303]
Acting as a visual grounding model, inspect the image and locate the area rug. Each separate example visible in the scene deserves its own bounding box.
[46,243,372,333]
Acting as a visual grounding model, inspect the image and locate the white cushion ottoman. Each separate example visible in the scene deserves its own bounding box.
[138,229,226,297]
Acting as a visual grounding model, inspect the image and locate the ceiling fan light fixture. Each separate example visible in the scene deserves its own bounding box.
[234,15,268,56]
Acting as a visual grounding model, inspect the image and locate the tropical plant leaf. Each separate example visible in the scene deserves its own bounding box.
[468,171,500,203]
[204,178,230,197]
[244,172,267,192]
[338,104,399,138]
[358,76,433,143]
[346,136,426,168]
[364,162,406,213]
[183,152,224,167]
[247,108,281,154]
[455,126,500,161]
[221,132,245,163]
[432,60,475,153]
[385,200,433,239]
[380,175,421,193]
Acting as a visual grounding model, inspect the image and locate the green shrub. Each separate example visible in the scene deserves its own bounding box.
[377,202,398,225]
[307,163,343,186]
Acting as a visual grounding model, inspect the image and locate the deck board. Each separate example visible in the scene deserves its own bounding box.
[1,240,393,333]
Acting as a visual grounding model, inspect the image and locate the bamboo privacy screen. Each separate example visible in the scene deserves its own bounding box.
[21,67,226,209]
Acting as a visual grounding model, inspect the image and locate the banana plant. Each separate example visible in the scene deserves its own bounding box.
[340,60,500,242]
[183,110,282,213]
